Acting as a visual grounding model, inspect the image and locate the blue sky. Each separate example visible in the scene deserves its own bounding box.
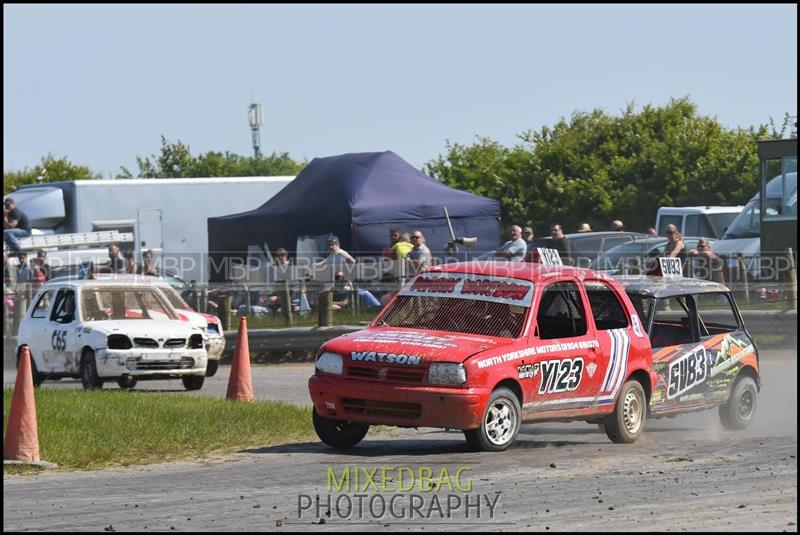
[3,4,797,178]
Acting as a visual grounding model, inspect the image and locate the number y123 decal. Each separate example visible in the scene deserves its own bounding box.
[538,357,584,394]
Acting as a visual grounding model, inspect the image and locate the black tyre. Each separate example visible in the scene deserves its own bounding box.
[604,380,646,444]
[80,350,104,390]
[719,375,757,430]
[182,375,205,391]
[117,376,138,390]
[17,347,45,387]
[312,408,369,449]
[205,360,219,377]
[463,387,521,452]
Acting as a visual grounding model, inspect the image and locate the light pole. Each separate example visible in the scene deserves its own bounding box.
[247,103,263,158]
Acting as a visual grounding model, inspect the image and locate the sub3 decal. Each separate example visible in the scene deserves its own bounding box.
[537,357,584,394]
[667,345,708,399]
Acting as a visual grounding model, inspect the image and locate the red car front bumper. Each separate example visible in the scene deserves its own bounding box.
[308,374,490,430]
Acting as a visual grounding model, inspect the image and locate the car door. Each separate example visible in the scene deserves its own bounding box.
[46,287,80,374]
[23,288,56,368]
[582,280,634,408]
[525,279,599,414]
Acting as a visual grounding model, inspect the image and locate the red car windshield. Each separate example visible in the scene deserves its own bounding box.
[376,273,534,338]
[377,295,528,338]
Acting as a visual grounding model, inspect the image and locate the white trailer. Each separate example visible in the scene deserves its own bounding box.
[8,177,294,282]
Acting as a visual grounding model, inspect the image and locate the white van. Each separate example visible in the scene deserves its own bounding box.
[655,206,743,239]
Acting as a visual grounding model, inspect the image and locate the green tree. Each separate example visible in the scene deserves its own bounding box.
[3,154,102,195]
[426,97,775,235]
[118,136,305,178]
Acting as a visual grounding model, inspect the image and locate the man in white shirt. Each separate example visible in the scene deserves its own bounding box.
[406,231,432,273]
[317,236,355,267]
[493,225,527,262]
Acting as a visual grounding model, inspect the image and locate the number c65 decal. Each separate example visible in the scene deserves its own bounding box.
[51,330,67,352]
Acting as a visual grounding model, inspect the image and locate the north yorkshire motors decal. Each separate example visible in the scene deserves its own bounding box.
[401,273,534,307]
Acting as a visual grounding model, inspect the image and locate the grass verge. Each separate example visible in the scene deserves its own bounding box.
[4,388,315,473]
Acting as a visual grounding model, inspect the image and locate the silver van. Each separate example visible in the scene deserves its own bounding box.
[713,172,797,278]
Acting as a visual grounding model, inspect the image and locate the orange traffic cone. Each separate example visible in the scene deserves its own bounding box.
[226,316,254,401]
[4,346,41,462]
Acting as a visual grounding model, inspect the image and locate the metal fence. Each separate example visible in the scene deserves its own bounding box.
[2,280,406,336]
[3,251,798,337]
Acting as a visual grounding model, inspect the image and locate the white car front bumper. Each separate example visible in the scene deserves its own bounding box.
[206,334,226,361]
[95,348,207,378]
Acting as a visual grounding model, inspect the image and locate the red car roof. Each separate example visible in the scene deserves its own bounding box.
[422,261,613,284]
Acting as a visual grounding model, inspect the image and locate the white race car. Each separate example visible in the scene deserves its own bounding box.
[16,279,208,390]
[148,280,226,377]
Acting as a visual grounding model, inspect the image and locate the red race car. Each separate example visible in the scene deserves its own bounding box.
[308,262,759,451]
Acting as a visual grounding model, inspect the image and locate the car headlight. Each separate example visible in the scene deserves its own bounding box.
[316,352,343,375]
[428,362,466,385]
[107,334,132,350]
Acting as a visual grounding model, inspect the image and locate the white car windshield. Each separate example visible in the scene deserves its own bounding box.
[159,285,191,310]
[81,286,179,321]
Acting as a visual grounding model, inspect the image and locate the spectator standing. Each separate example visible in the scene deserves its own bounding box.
[16,252,31,283]
[274,248,291,269]
[646,227,658,237]
[492,225,527,261]
[107,244,126,273]
[4,286,14,320]
[392,232,414,260]
[36,249,52,281]
[522,227,535,245]
[664,224,686,262]
[576,223,592,233]
[610,220,625,231]
[267,248,293,314]
[317,236,356,267]
[30,257,46,290]
[124,251,140,274]
[3,197,31,252]
[406,231,432,274]
[382,228,402,260]
[549,224,567,256]
[4,252,17,286]
[141,249,159,276]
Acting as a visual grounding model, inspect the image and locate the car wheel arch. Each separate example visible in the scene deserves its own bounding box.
[624,369,652,405]
[493,378,524,406]
[734,365,760,392]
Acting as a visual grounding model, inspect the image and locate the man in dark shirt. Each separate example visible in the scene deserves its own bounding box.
[107,244,126,273]
[331,271,353,311]
[3,197,31,252]
[548,223,570,264]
